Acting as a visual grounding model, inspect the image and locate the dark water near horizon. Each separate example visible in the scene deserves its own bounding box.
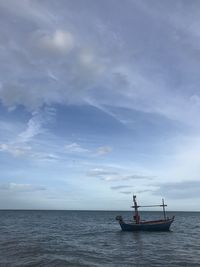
[0,210,200,267]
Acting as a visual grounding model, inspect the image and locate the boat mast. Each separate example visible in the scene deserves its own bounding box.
[133,195,140,224]
[131,195,168,223]
[162,198,166,220]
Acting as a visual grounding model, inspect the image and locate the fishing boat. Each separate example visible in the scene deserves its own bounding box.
[116,195,174,231]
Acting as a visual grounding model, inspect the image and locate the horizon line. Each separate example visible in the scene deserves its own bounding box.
[0,209,199,212]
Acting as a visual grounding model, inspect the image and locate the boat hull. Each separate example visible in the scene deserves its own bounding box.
[118,218,174,231]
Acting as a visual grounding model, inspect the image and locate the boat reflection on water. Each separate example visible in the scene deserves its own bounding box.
[116,195,175,231]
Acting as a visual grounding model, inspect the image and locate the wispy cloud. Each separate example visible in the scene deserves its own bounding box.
[88,167,153,182]
[0,143,31,157]
[35,29,74,55]
[0,106,57,160]
[63,144,113,156]
[0,105,58,162]
[136,189,155,194]
[30,152,61,162]
[111,185,132,190]
[0,183,46,192]
[103,174,153,182]
[65,143,90,153]
[87,168,118,177]
[18,107,56,143]
[18,114,43,143]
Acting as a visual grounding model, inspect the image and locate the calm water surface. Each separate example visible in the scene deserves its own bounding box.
[0,210,200,267]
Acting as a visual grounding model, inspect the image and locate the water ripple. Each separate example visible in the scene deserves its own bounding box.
[0,211,200,266]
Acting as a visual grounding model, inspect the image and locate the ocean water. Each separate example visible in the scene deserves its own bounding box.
[0,210,200,267]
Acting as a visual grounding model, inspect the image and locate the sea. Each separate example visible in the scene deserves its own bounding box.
[0,210,200,267]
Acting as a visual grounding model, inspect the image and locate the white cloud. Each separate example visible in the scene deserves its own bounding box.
[0,106,56,159]
[88,167,153,182]
[35,30,74,54]
[0,183,46,192]
[103,174,153,182]
[111,185,131,190]
[65,143,90,153]
[88,168,117,177]
[18,106,56,143]
[18,114,42,143]
[0,143,31,157]
[31,152,61,162]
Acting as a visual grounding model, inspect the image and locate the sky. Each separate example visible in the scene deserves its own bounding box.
[1,0,200,210]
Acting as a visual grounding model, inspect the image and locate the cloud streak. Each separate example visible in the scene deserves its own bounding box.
[0,143,31,157]
[111,185,132,190]
[0,183,46,192]
[65,143,90,153]
[88,167,153,182]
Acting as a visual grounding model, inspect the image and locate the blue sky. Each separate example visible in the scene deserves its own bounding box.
[1,0,200,210]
